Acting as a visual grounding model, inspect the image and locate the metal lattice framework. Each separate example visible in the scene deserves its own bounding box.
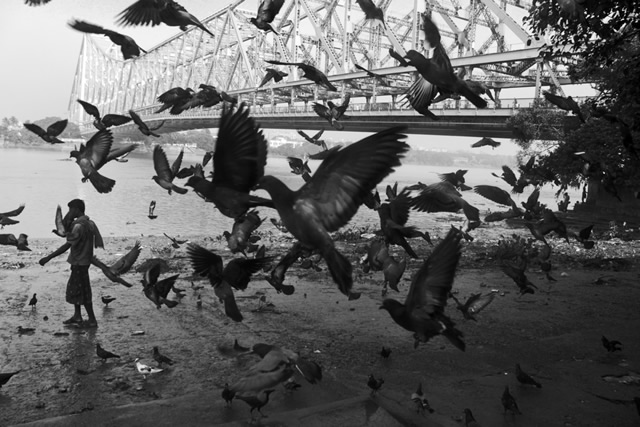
[69,0,571,136]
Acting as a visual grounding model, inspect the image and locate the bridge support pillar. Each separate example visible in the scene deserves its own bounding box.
[494,87,502,108]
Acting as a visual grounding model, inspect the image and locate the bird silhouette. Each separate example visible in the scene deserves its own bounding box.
[101,296,116,307]
[155,86,195,114]
[450,291,496,321]
[148,200,158,219]
[153,346,174,366]
[69,20,146,60]
[222,383,235,407]
[297,129,327,149]
[501,386,521,414]
[265,244,301,295]
[377,187,425,258]
[380,346,391,359]
[472,137,500,149]
[602,335,622,352]
[117,0,215,38]
[367,374,384,395]
[257,126,409,298]
[410,181,480,222]
[0,204,25,229]
[92,241,140,288]
[411,382,435,414]
[0,371,20,388]
[185,103,273,219]
[356,0,386,28]
[250,0,284,34]
[236,389,275,420]
[380,228,466,351]
[382,255,406,294]
[23,119,67,144]
[163,233,187,248]
[312,94,350,130]
[389,48,410,66]
[96,343,120,362]
[69,129,116,194]
[24,0,51,5]
[223,210,263,254]
[135,358,164,378]
[28,293,37,309]
[287,156,311,175]
[474,185,521,213]
[129,110,164,137]
[463,408,481,427]
[187,243,273,322]
[501,258,537,295]
[152,145,188,194]
[543,91,585,122]
[575,224,595,249]
[516,363,542,388]
[361,239,389,273]
[439,170,471,191]
[265,60,337,91]
[257,68,288,89]
[76,99,133,131]
[141,263,180,309]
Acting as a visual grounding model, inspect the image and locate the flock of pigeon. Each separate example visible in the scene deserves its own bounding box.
[4,0,631,423]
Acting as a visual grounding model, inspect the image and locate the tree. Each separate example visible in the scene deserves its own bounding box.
[511,0,640,204]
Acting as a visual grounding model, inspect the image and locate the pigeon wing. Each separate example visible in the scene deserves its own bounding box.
[153,145,175,181]
[77,99,101,119]
[186,243,224,280]
[46,119,69,137]
[23,123,46,138]
[102,114,133,127]
[110,241,141,275]
[474,185,514,207]
[116,0,164,27]
[84,129,114,167]
[212,103,267,192]
[296,126,409,233]
[171,149,184,178]
[0,204,25,217]
[405,227,462,313]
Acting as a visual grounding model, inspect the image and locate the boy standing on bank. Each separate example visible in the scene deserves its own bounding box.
[39,199,104,328]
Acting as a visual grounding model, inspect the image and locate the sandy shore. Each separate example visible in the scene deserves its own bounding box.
[1,218,640,426]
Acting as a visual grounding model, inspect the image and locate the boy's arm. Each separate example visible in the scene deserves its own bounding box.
[39,242,71,266]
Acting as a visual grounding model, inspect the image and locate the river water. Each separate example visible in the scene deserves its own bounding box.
[0,143,577,239]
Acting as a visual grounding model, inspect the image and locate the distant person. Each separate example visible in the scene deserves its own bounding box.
[39,199,104,328]
[513,98,519,109]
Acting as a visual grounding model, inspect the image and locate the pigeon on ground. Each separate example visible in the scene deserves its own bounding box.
[516,363,542,388]
[602,335,622,352]
[135,358,164,378]
[96,343,120,362]
[236,389,275,420]
[101,296,116,307]
[28,293,37,309]
[380,346,391,359]
[222,383,235,406]
[501,386,521,414]
[153,346,174,366]
[411,382,435,414]
[367,374,384,395]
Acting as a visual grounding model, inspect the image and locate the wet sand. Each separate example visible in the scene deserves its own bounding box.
[1,218,640,426]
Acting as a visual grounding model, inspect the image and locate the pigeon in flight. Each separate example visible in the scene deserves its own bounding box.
[0,205,25,229]
[543,91,585,122]
[23,119,67,144]
[116,0,215,38]
[356,0,386,28]
[24,0,52,5]
[129,110,164,137]
[152,145,188,194]
[184,103,273,218]
[92,241,140,288]
[141,263,180,309]
[472,137,501,149]
[256,126,409,298]
[187,243,273,322]
[249,0,284,34]
[69,20,146,60]
[257,68,288,88]
[69,129,116,193]
[265,60,337,91]
[76,99,132,131]
[380,227,466,351]
[297,129,327,149]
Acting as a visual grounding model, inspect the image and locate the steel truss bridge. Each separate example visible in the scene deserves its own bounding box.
[69,0,573,139]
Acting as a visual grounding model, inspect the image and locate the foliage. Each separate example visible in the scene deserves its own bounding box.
[512,1,640,195]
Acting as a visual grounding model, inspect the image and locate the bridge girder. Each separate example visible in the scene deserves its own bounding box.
[69,0,570,136]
